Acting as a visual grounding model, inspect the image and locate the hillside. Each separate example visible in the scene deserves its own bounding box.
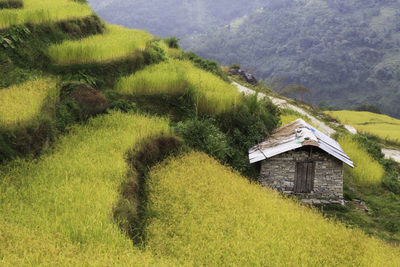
[181,0,400,119]
[1,0,400,265]
[87,0,266,37]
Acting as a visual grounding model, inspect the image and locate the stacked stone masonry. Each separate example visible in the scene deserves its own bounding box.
[259,147,343,204]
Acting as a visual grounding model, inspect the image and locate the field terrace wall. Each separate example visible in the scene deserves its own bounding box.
[259,146,344,204]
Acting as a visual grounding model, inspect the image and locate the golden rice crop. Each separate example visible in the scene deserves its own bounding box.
[0,111,173,266]
[0,78,58,129]
[145,152,400,266]
[280,108,315,127]
[116,59,240,114]
[48,24,153,65]
[0,0,92,30]
[326,110,400,143]
[339,135,385,185]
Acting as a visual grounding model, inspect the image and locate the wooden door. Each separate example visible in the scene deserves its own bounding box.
[294,162,315,193]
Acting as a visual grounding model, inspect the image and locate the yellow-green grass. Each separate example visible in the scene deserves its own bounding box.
[280,108,315,127]
[0,111,173,266]
[116,59,240,114]
[0,78,58,129]
[326,110,400,143]
[0,0,92,30]
[145,152,400,266]
[339,135,385,185]
[48,24,153,65]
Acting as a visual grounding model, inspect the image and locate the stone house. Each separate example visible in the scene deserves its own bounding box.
[249,119,354,204]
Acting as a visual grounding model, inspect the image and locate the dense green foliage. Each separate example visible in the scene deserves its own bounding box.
[181,0,400,118]
[87,0,266,37]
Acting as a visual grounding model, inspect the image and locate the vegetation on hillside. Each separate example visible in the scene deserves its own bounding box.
[339,135,385,185]
[181,0,400,118]
[0,112,172,265]
[115,59,240,114]
[144,152,400,265]
[327,110,400,143]
[0,0,92,29]
[49,24,152,64]
[0,78,58,128]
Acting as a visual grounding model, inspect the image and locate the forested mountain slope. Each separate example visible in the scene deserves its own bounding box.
[181,0,400,118]
[87,0,266,37]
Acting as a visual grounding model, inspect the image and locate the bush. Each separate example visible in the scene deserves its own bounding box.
[184,51,228,81]
[164,36,180,49]
[56,82,109,131]
[217,94,281,176]
[175,119,229,162]
[143,40,168,65]
[0,0,23,9]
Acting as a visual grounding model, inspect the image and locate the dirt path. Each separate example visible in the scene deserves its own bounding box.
[233,82,336,136]
[382,148,400,163]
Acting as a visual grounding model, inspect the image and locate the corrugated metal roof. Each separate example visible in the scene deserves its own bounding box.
[249,119,354,167]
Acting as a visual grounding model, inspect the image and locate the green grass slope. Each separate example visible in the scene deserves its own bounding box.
[0,0,92,29]
[144,152,400,266]
[327,110,400,143]
[49,24,153,65]
[0,111,173,266]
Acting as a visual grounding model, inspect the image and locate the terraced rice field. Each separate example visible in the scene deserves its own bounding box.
[0,112,172,265]
[116,59,240,114]
[0,78,58,129]
[48,24,153,64]
[0,0,92,29]
[326,110,400,143]
[144,152,400,266]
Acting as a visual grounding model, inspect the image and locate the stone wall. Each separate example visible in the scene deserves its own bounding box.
[259,147,343,204]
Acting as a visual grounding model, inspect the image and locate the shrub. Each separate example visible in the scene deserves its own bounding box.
[164,35,180,49]
[0,0,23,10]
[56,82,109,130]
[184,51,228,81]
[217,94,281,176]
[175,119,229,162]
[143,39,168,64]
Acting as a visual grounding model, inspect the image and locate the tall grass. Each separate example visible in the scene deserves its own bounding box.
[116,59,240,114]
[48,24,153,65]
[0,78,58,129]
[339,135,385,185]
[326,110,400,143]
[0,111,173,265]
[280,108,315,127]
[145,152,400,266]
[0,0,92,30]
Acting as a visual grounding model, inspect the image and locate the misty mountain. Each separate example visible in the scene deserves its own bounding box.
[87,0,266,37]
[181,0,400,118]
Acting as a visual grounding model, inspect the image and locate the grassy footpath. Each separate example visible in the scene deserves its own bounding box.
[116,59,240,114]
[0,111,173,266]
[0,78,58,129]
[326,110,400,143]
[0,0,92,29]
[48,24,152,65]
[144,152,400,266]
